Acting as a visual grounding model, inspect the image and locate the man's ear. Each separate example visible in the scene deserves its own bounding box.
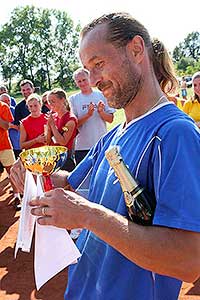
[126,35,145,64]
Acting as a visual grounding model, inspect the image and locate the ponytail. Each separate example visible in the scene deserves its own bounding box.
[151,38,178,95]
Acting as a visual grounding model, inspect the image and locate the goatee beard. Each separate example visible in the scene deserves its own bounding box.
[112,75,143,109]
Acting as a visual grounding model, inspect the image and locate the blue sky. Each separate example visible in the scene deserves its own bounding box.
[1,0,200,52]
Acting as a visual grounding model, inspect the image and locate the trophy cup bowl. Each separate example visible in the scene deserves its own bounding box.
[20,145,68,191]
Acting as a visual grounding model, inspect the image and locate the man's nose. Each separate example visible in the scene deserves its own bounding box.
[89,69,102,87]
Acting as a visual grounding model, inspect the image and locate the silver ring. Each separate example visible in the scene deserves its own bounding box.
[41,206,48,216]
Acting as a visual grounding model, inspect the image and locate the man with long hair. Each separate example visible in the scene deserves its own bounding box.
[11,13,200,300]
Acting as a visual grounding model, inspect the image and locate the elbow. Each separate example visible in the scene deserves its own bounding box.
[107,115,114,123]
[182,268,200,283]
[20,142,26,149]
[190,273,200,284]
[178,260,200,283]
[60,140,67,146]
[184,247,200,283]
[182,274,199,284]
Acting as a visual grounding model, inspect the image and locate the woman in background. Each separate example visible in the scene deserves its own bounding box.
[46,88,78,171]
[183,72,200,128]
[168,93,185,111]
[41,91,51,114]
[20,93,47,149]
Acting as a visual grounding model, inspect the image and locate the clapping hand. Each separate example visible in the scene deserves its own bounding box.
[97,100,105,113]
[36,133,46,144]
[88,102,95,116]
[46,112,55,128]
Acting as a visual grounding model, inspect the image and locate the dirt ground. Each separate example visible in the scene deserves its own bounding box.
[0,171,200,300]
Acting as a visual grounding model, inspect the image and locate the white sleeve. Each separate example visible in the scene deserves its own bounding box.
[69,95,78,116]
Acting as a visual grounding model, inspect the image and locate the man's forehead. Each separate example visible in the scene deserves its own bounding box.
[80,23,108,51]
[79,24,110,67]
[21,83,32,89]
[76,72,88,79]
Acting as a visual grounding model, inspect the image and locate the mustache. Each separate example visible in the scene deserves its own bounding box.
[96,81,112,91]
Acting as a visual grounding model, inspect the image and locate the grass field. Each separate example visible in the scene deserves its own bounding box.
[107,109,125,130]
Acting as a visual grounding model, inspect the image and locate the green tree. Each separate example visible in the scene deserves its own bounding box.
[173,43,185,63]
[0,40,17,90]
[0,20,20,88]
[34,8,54,90]
[183,32,200,61]
[8,6,40,80]
[173,31,200,75]
[0,6,81,91]
[175,57,195,74]
[173,31,200,63]
[52,10,81,89]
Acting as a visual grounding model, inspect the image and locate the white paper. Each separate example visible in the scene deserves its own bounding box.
[34,176,81,289]
[15,170,37,257]
[35,224,81,290]
[15,171,81,290]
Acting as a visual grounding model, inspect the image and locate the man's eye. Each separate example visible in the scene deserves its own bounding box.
[95,61,103,68]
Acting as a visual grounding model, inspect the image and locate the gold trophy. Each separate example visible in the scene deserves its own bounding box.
[20,145,68,191]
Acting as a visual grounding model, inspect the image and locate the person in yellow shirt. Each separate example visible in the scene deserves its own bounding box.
[183,72,200,127]
[168,93,185,111]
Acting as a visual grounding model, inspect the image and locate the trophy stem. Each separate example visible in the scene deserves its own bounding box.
[43,175,54,191]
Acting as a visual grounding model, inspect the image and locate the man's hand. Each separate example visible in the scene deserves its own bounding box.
[87,102,95,116]
[35,133,46,144]
[97,100,105,113]
[46,112,55,129]
[10,159,26,193]
[30,188,89,229]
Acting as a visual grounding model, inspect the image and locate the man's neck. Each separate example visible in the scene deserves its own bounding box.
[124,83,166,123]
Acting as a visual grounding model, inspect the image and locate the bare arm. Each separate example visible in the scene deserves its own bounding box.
[20,124,46,149]
[9,123,19,130]
[98,111,114,123]
[97,101,114,123]
[50,120,76,146]
[77,113,92,127]
[30,189,200,283]
[77,102,95,127]
[0,117,9,130]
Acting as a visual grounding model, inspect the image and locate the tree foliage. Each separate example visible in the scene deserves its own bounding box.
[0,6,81,92]
[173,31,200,75]
[0,6,199,91]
